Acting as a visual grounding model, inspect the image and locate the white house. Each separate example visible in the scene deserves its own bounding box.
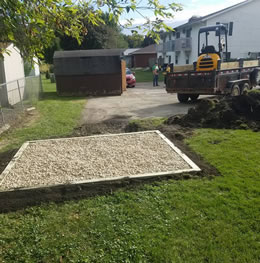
[0,43,25,106]
[157,0,260,66]
[0,43,25,83]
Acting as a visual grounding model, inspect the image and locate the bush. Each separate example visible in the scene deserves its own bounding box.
[49,64,54,73]
[45,71,50,79]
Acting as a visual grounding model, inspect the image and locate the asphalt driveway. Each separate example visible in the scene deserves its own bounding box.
[81,82,202,124]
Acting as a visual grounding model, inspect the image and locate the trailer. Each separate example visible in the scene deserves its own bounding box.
[166,60,260,102]
[165,24,260,102]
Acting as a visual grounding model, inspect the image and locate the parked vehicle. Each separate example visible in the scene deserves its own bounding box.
[126,68,136,88]
[166,24,260,102]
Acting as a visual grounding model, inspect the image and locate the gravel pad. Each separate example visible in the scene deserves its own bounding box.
[0,132,194,190]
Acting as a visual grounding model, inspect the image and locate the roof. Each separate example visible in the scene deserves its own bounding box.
[0,43,11,49]
[131,44,157,55]
[176,0,254,29]
[0,43,13,57]
[123,48,140,56]
[54,49,123,59]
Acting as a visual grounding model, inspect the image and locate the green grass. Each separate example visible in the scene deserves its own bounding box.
[0,129,259,262]
[134,69,164,83]
[0,77,86,151]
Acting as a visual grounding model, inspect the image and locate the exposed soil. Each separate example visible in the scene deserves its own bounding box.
[166,91,260,131]
[74,117,129,137]
[0,105,39,128]
[0,149,18,174]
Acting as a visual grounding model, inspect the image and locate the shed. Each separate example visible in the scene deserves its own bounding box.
[54,49,126,96]
[131,44,157,68]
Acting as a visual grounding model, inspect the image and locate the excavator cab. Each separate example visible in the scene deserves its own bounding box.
[196,24,228,71]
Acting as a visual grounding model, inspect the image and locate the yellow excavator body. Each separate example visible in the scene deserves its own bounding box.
[196,53,220,72]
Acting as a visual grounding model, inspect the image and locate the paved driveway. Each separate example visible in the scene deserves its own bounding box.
[81,82,203,124]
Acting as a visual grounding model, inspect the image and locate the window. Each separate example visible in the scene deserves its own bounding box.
[222,23,229,32]
[158,56,163,66]
[186,57,189,65]
[175,56,178,64]
[172,41,175,51]
[186,28,191,38]
[168,56,171,64]
[169,33,172,41]
[216,22,229,36]
[216,22,220,36]
[176,32,180,39]
[229,22,233,36]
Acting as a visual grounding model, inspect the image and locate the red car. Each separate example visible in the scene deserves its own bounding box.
[126,68,136,88]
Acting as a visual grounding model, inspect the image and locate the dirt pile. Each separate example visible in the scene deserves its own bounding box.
[73,118,128,137]
[166,91,260,130]
[0,149,18,174]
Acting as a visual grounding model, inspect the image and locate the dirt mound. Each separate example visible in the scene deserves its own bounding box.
[73,117,128,137]
[0,149,18,174]
[166,91,260,131]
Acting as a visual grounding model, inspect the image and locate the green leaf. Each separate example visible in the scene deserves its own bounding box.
[1,0,183,60]
[7,33,14,41]
[109,13,113,21]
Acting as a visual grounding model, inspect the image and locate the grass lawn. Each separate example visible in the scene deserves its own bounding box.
[0,77,86,152]
[0,129,259,262]
[134,69,164,83]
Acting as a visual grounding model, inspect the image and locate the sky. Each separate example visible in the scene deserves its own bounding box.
[120,0,245,34]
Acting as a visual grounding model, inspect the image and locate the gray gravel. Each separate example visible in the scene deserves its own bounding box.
[0,132,191,190]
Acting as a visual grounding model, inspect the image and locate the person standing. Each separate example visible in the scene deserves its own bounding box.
[152,63,159,87]
[164,64,171,85]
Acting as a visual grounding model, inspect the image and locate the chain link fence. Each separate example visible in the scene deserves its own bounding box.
[0,75,42,129]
